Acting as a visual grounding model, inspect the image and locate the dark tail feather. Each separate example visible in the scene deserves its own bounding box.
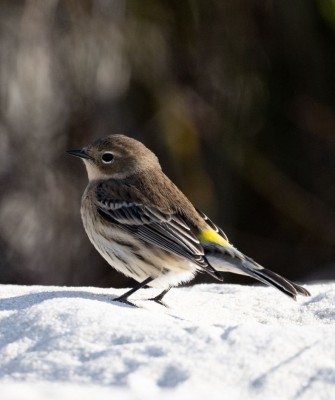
[291,281,311,297]
[241,262,310,299]
[205,243,310,299]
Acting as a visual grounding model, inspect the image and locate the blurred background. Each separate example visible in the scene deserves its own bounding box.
[0,0,334,288]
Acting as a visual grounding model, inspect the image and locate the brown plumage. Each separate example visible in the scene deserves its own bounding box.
[67,134,310,305]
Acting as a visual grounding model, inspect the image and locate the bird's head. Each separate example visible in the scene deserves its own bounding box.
[67,135,161,181]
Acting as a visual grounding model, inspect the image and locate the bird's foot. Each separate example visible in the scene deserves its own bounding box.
[147,296,169,308]
[113,296,137,307]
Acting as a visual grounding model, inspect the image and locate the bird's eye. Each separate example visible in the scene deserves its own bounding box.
[101,152,114,164]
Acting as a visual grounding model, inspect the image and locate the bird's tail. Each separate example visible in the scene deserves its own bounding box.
[205,245,310,300]
[240,256,310,299]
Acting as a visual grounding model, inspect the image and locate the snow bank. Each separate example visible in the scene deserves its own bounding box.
[0,283,334,399]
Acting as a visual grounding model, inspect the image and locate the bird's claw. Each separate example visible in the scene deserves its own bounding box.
[113,296,137,307]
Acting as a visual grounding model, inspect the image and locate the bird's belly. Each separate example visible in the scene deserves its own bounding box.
[81,201,197,287]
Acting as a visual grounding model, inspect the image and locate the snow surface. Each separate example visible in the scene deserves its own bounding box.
[0,283,334,400]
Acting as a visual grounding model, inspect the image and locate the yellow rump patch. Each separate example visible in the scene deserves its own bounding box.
[198,229,230,247]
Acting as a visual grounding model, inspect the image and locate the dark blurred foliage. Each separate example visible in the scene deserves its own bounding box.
[0,0,334,288]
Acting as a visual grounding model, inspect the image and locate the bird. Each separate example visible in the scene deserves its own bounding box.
[67,134,310,305]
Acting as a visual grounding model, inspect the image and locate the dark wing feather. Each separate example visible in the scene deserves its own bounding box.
[196,209,229,241]
[96,187,222,280]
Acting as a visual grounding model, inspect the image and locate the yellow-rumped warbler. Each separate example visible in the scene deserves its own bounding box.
[67,135,310,305]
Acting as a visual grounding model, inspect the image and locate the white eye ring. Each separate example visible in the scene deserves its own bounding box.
[101,152,114,164]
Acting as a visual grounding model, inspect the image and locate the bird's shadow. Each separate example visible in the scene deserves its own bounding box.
[0,289,135,312]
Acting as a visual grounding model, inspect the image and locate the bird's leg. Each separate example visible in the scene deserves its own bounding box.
[114,277,153,306]
[149,288,171,306]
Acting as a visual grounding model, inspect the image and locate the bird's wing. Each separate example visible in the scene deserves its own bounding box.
[196,209,229,241]
[95,185,222,280]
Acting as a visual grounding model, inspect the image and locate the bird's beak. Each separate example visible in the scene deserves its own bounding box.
[66,148,92,160]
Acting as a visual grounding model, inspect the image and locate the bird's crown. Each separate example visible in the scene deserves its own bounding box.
[68,134,161,181]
